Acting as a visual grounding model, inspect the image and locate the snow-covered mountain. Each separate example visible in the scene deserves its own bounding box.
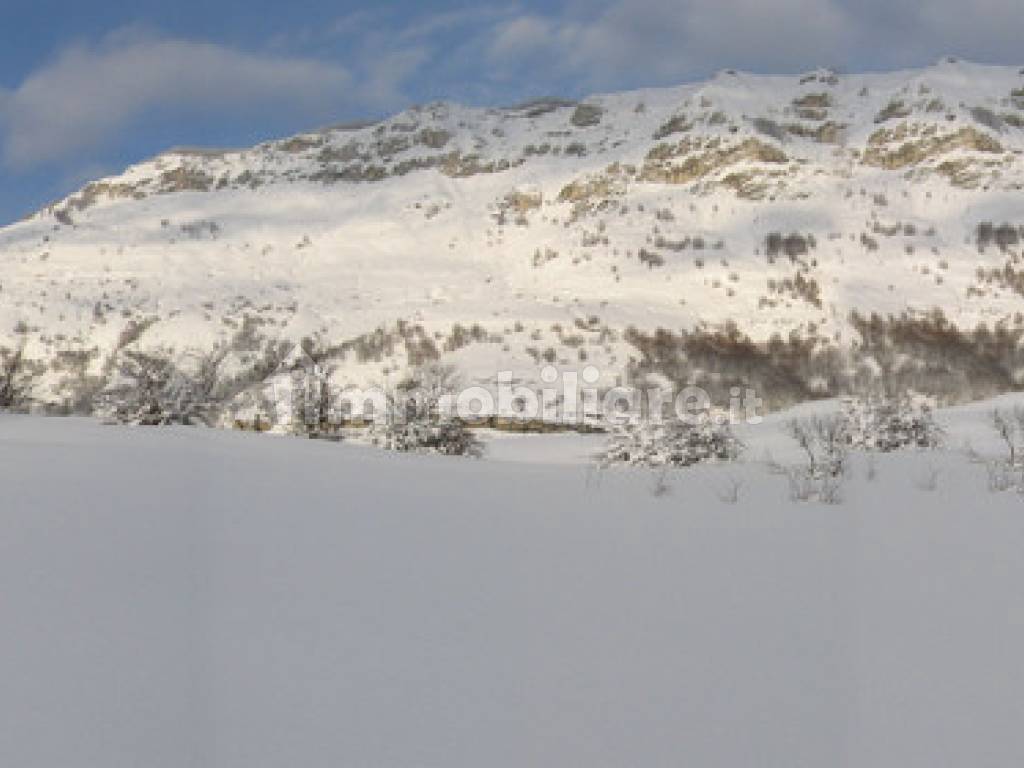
[3,58,1024,415]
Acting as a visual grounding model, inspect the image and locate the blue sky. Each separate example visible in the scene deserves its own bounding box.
[1,0,1022,224]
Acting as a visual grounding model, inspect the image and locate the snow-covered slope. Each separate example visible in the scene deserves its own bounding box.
[3,59,1024,413]
[2,399,1024,767]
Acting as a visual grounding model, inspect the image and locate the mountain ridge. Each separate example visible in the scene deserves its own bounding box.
[3,58,1024,422]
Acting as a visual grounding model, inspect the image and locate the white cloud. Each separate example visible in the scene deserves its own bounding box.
[0,29,353,169]
[360,47,434,110]
[5,2,1021,177]
[480,0,1024,91]
[491,16,559,63]
[485,0,857,89]
[909,0,1024,62]
[677,0,853,70]
[397,5,516,42]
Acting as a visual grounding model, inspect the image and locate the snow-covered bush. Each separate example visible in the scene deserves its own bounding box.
[842,395,942,452]
[372,418,483,457]
[599,414,743,468]
[369,363,483,458]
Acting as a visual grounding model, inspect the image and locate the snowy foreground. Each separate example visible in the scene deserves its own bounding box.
[1,399,1023,767]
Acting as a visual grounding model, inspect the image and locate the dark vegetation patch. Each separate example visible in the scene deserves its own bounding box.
[976,222,1024,251]
[625,311,1024,410]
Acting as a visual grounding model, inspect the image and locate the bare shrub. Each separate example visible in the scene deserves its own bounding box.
[765,232,816,259]
[976,222,1023,252]
[914,463,940,492]
[788,415,847,477]
[864,453,878,482]
[651,470,672,498]
[751,118,787,142]
[981,409,1024,495]
[985,461,1017,493]
[992,407,1024,466]
[971,107,1004,132]
[716,475,743,504]
[783,415,847,504]
[786,466,842,505]
[570,104,604,128]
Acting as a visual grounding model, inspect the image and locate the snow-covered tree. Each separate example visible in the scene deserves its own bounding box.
[267,338,342,438]
[370,363,483,457]
[95,351,218,426]
[288,365,335,436]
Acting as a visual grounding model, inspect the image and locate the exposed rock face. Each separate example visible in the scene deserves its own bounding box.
[862,125,1003,170]
[641,137,789,185]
